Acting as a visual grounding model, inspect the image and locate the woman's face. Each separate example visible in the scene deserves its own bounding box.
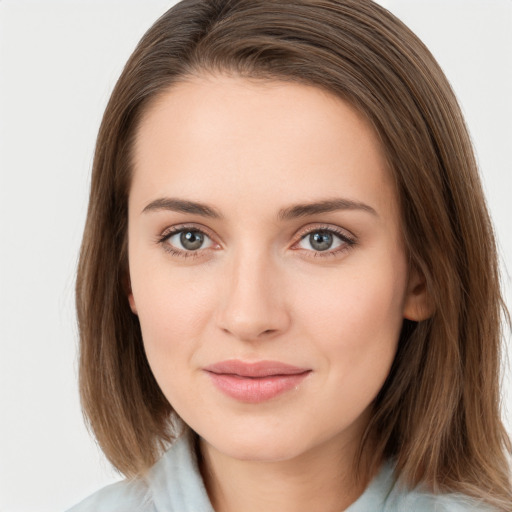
[127,75,424,462]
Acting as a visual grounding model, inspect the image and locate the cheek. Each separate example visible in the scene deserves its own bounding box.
[295,256,407,382]
[129,262,217,377]
[288,258,407,436]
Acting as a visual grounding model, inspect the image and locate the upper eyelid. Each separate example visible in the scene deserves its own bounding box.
[295,224,356,243]
[159,223,354,240]
[160,223,218,242]
[158,223,356,253]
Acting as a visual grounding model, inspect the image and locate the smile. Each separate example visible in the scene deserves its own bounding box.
[203,360,312,403]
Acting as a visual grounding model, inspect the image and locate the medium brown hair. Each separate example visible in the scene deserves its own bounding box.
[76,0,512,508]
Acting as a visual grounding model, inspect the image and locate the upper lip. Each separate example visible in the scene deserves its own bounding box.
[203,360,311,378]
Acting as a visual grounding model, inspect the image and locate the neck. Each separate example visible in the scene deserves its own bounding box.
[198,433,376,512]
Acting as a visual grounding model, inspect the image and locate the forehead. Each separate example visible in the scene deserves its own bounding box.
[130,74,397,221]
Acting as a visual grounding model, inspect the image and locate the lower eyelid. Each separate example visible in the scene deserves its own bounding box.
[293,228,357,257]
[162,245,203,259]
[156,226,355,259]
[295,242,355,260]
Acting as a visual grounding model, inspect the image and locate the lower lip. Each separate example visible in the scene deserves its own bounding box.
[205,371,311,403]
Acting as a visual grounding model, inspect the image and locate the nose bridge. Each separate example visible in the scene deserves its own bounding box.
[216,242,289,341]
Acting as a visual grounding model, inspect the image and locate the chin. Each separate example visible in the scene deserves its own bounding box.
[221,443,300,463]
[199,424,317,463]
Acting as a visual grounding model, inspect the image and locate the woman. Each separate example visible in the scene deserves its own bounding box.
[69,0,512,510]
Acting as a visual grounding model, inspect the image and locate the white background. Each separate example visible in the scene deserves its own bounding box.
[0,1,510,511]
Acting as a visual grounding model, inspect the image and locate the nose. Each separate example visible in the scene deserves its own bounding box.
[215,249,291,342]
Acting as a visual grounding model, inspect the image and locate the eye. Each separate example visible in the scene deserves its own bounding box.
[159,226,216,256]
[295,227,356,257]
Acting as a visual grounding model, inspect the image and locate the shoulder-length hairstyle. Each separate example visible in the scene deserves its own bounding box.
[76,0,512,508]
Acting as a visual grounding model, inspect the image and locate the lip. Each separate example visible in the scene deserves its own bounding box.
[203,360,311,403]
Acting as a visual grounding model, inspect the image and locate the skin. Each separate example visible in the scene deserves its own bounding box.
[127,74,429,512]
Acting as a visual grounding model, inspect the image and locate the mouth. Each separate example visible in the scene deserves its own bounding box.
[203,360,312,403]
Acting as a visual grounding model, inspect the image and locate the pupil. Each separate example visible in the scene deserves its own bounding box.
[310,231,332,251]
[180,231,204,250]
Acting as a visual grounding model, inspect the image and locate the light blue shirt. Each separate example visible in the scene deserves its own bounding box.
[67,432,494,511]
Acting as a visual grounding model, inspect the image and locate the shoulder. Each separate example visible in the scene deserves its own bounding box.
[347,461,497,512]
[381,466,496,512]
[387,489,497,512]
[65,478,152,512]
[65,430,214,512]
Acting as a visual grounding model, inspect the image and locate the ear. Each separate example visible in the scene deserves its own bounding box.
[403,266,433,321]
[123,272,138,315]
[128,290,138,315]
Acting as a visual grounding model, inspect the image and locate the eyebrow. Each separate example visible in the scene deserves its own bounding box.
[141,197,378,219]
[277,198,378,220]
[142,198,223,218]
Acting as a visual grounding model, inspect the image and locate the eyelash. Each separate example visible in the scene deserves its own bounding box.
[157,225,216,260]
[156,224,357,260]
[296,225,357,258]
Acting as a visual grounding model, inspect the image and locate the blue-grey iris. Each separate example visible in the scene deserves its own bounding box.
[310,231,333,251]
[180,231,204,250]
